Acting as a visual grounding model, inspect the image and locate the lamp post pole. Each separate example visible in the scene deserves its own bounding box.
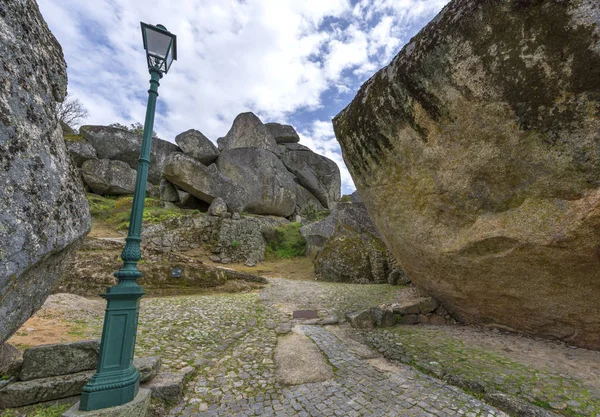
[79,66,162,412]
[78,22,176,410]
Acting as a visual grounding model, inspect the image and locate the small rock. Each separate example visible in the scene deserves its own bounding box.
[346,309,375,329]
[220,257,232,264]
[244,260,257,267]
[275,323,293,334]
[232,212,241,220]
[209,197,228,216]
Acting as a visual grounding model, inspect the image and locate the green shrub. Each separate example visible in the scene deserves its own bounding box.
[265,222,306,260]
[340,194,352,202]
[301,203,330,222]
[230,240,240,248]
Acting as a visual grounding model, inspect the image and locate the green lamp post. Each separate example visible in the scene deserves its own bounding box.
[79,23,177,411]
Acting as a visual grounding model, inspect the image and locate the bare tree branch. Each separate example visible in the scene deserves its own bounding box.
[56,93,89,128]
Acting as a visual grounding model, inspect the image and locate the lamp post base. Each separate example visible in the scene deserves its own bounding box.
[64,388,150,417]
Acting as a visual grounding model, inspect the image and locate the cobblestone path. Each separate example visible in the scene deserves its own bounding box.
[167,310,507,416]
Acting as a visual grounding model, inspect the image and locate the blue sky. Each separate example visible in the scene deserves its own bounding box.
[38,0,449,194]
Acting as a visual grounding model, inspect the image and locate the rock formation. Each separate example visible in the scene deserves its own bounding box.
[280,144,341,209]
[0,0,90,344]
[217,148,297,217]
[300,202,402,284]
[79,125,181,184]
[333,0,600,348]
[74,112,339,219]
[163,153,249,214]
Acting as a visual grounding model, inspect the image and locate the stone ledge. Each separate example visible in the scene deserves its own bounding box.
[62,388,151,417]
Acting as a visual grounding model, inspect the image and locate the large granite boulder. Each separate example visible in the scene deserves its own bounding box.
[265,123,300,144]
[220,112,280,154]
[163,153,248,213]
[81,159,137,195]
[80,125,181,184]
[0,0,91,344]
[217,148,297,217]
[280,146,341,209]
[300,203,392,283]
[175,129,219,165]
[333,0,600,348]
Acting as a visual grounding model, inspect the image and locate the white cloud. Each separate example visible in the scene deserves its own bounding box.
[37,0,449,195]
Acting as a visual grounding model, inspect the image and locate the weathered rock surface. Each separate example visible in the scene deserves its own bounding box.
[0,0,91,344]
[220,112,280,154]
[300,202,398,284]
[217,148,297,217]
[265,123,300,144]
[19,339,100,381]
[175,129,219,165]
[65,138,97,168]
[80,125,180,184]
[280,146,341,209]
[81,159,137,195]
[163,153,248,213]
[333,0,600,348]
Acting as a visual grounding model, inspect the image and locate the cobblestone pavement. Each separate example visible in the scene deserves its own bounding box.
[162,283,506,417]
[365,326,600,416]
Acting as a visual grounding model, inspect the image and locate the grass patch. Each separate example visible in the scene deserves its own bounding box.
[86,193,193,232]
[63,134,82,142]
[0,404,71,417]
[264,222,306,260]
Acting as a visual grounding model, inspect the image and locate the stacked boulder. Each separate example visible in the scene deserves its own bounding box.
[300,194,406,284]
[163,112,341,218]
[70,112,341,220]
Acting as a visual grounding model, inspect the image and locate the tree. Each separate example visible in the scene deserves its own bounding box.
[56,93,89,128]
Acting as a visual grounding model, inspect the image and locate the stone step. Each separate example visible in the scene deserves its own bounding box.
[0,356,160,409]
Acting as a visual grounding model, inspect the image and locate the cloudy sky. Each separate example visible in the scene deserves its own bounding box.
[38,0,448,194]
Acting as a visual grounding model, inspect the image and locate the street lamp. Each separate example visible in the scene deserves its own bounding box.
[79,23,177,411]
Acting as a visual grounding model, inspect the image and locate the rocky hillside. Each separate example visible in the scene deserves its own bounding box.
[334,0,600,349]
[0,0,91,344]
[68,112,341,219]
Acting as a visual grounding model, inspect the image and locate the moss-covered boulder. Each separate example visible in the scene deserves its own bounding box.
[302,202,398,284]
[333,0,600,348]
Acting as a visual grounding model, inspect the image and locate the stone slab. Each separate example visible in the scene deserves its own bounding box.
[0,370,93,408]
[0,356,160,409]
[20,340,100,381]
[62,388,151,417]
[141,371,185,401]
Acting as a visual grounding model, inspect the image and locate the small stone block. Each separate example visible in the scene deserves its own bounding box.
[62,388,151,417]
[20,340,100,381]
[141,371,185,401]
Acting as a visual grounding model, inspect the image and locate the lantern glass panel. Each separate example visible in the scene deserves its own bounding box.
[146,28,172,59]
